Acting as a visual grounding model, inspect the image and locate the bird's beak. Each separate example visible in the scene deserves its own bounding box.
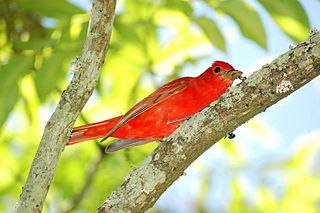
[223,70,243,81]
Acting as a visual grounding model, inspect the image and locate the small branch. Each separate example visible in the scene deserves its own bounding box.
[97,31,320,212]
[62,147,106,213]
[15,0,117,212]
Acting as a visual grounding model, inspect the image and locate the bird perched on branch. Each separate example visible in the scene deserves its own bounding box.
[69,61,242,152]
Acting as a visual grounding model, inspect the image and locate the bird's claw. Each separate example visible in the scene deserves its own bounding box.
[227,132,236,139]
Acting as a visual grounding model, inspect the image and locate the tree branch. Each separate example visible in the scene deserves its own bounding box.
[15,0,117,212]
[97,31,320,212]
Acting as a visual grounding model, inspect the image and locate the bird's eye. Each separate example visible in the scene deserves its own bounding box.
[214,67,221,73]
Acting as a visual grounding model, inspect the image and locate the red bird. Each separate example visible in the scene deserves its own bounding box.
[69,61,242,152]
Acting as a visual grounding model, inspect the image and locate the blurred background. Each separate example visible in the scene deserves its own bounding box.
[1,0,320,212]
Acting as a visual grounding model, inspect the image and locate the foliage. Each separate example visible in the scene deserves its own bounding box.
[0,0,317,212]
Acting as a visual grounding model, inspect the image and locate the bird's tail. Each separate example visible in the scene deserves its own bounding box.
[68,116,123,145]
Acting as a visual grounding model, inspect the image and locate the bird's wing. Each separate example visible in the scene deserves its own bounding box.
[100,77,192,142]
[105,139,155,152]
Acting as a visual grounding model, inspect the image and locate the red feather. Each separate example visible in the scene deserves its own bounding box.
[69,61,241,150]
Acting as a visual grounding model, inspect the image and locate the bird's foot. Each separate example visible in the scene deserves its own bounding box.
[226,132,236,139]
[166,116,192,124]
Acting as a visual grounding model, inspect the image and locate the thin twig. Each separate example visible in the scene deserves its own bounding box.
[62,148,106,213]
[61,113,107,212]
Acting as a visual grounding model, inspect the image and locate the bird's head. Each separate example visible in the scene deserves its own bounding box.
[210,61,242,81]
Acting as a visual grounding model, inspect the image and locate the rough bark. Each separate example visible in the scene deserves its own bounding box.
[15,0,117,212]
[97,31,320,213]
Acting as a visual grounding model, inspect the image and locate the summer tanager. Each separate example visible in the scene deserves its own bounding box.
[69,61,242,152]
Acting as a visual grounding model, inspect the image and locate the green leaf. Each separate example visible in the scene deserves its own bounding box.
[0,85,20,129]
[17,0,84,19]
[164,0,193,16]
[0,56,33,128]
[35,53,65,102]
[14,39,57,51]
[193,16,226,51]
[113,16,144,45]
[258,0,310,42]
[207,0,267,49]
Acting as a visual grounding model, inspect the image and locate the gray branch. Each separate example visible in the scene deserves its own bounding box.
[15,0,117,212]
[97,31,320,213]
